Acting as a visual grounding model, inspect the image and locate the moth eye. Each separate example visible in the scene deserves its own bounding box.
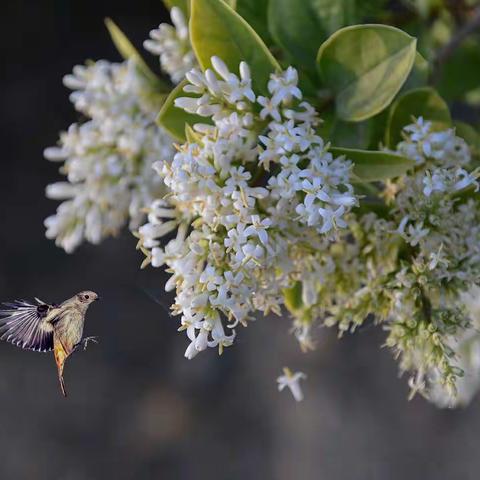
[84,295,89,300]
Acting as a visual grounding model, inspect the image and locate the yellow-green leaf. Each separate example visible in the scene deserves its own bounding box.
[190,0,280,95]
[330,147,415,182]
[283,282,303,314]
[185,124,202,143]
[157,80,210,141]
[317,24,417,122]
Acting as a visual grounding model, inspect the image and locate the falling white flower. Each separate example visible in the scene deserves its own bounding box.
[277,368,307,401]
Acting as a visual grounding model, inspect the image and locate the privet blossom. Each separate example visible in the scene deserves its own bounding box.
[309,118,480,407]
[277,368,307,402]
[44,13,480,407]
[137,57,357,361]
[44,59,174,253]
[387,119,480,406]
[144,7,196,84]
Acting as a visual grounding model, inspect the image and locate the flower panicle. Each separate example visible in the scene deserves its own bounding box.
[138,57,357,363]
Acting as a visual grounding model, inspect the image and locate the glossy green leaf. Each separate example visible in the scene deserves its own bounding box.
[157,80,209,142]
[385,87,451,148]
[268,0,355,75]
[317,24,417,122]
[438,41,480,101]
[190,0,280,95]
[330,147,415,182]
[105,18,168,91]
[330,118,373,149]
[236,0,272,44]
[366,110,391,150]
[329,110,389,150]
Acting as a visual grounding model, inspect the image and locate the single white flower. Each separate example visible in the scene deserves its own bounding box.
[244,215,272,246]
[257,95,281,122]
[268,67,302,105]
[277,368,307,401]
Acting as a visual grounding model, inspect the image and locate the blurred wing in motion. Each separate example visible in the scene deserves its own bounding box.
[0,299,58,352]
[137,286,173,317]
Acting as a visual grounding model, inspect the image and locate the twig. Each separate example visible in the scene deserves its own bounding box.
[432,6,480,82]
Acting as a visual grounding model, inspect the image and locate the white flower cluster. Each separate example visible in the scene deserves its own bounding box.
[42,12,480,406]
[288,118,480,406]
[44,60,174,253]
[386,118,480,405]
[138,57,357,359]
[394,118,480,283]
[428,287,480,408]
[144,7,196,84]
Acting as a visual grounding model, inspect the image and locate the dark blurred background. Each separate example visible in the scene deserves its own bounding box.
[1,1,480,479]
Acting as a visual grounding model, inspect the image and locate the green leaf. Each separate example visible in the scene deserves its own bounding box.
[236,0,272,45]
[329,110,389,150]
[157,80,209,141]
[385,87,451,148]
[268,0,355,76]
[455,121,480,158]
[366,110,390,150]
[105,18,168,91]
[317,24,417,122]
[455,121,480,148]
[190,0,280,95]
[283,282,304,314]
[437,40,480,101]
[330,147,415,182]
[185,124,202,143]
[355,0,388,18]
[452,183,479,202]
[330,118,373,149]
[162,0,189,15]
